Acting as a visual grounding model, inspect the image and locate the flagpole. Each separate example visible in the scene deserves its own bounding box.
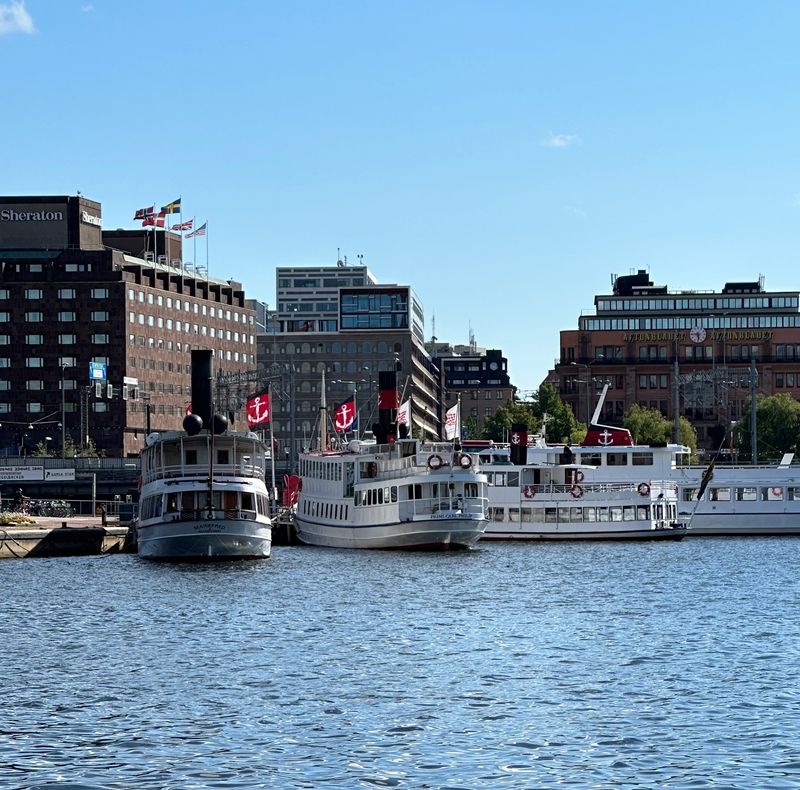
[353,385,358,440]
[268,382,276,505]
[206,220,209,282]
[193,219,197,269]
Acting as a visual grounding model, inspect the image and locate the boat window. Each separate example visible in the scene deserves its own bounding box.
[180,491,195,514]
[531,507,545,522]
[763,487,784,501]
[683,487,698,501]
[597,507,609,522]
[185,450,198,465]
[736,487,758,501]
[391,486,398,503]
[570,507,582,522]
[788,487,800,501]
[584,507,596,522]
[521,507,533,522]
[166,494,178,513]
[224,491,238,512]
[384,487,390,503]
[637,506,649,520]
[558,507,570,523]
[377,487,384,504]
[464,483,478,498]
[607,453,628,466]
[581,452,601,466]
[544,508,558,523]
[632,452,653,466]
[507,472,519,487]
[623,506,636,521]
[241,492,255,512]
[709,487,731,501]
[610,507,623,521]
[491,507,504,521]
[508,508,520,522]
[217,449,229,464]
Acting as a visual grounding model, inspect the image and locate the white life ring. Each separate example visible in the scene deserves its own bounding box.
[575,469,585,483]
[458,453,472,469]
[637,482,651,497]
[427,454,443,471]
[570,484,584,499]
[522,485,535,499]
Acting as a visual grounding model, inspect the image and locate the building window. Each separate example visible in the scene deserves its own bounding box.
[58,288,76,299]
[0,290,8,300]
[90,288,108,299]
[25,289,43,300]
[91,311,109,321]
[58,334,77,344]
[91,334,109,344]
[0,403,9,413]
[26,380,44,390]
[59,356,77,367]
[0,358,9,367]
[26,357,44,367]
[25,334,44,344]
[58,311,76,322]
[0,380,8,391]
[26,402,43,413]
[25,311,44,322]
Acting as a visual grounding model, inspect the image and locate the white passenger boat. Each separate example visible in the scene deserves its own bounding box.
[466,387,800,536]
[474,425,685,540]
[135,350,272,561]
[294,370,488,550]
[295,438,489,549]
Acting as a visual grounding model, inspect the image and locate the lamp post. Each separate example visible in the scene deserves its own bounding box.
[61,364,67,459]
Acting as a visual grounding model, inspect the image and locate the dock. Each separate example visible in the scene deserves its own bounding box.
[0,515,134,559]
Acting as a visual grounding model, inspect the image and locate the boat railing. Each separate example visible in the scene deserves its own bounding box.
[522,481,677,497]
[143,463,266,485]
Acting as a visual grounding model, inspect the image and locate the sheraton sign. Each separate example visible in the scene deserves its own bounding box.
[0,208,64,221]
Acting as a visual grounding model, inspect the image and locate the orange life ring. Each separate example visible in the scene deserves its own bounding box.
[427,454,443,471]
[458,453,472,469]
[522,485,535,499]
[570,484,584,499]
[637,482,650,497]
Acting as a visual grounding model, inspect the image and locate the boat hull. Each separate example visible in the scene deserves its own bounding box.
[481,525,686,541]
[136,519,272,561]
[294,515,485,550]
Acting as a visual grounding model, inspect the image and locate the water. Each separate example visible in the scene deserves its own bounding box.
[2,539,800,789]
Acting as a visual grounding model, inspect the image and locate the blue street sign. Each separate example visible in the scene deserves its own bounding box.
[89,362,107,381]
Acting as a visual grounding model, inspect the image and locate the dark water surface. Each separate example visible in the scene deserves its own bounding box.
[2,539,800,789]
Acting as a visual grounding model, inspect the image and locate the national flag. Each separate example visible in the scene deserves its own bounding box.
[246,391,271,428]
[161,198,181,214]
[185,221,207,238]
[397,399,411,427]
[171,220,193,231]
[697,455,717,501]
[142,211,166,228]
[333,399,357,432]
[444,402,460,440]
[133,205,155,220]
[185,403,192,416]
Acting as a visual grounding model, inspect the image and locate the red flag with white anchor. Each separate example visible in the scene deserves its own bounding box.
[510,422,528,465]
[333,399,357,432]
[246,391,271,428]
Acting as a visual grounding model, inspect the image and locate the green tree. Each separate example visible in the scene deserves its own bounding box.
[623,404,698,456]
[481,401,539,443]
[733,393,800,463]
[462,416,479,441]
[530,383,580,443]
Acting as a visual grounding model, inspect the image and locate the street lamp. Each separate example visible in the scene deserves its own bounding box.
[45,436,52,455]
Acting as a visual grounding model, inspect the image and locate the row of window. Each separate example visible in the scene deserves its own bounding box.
[127,289,253,324]
[10,335,109,345]
[278,341,404,355]
[585,315,800,330]
[489,505,656,523]
[597,296,798,312]
[1,311,109,322]
[127,335,255,365]
[128,315,253,344]
[7,288,109,300]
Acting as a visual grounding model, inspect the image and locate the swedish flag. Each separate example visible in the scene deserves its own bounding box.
[161,198,181,214]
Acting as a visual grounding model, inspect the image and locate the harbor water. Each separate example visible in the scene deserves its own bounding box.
[2,538,800,789]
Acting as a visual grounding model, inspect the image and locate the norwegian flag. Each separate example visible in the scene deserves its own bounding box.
[133,205,155,220]
[142,211,166,228]
[171,219,193,231]
[246,391,271,428]
[333,399,357,432]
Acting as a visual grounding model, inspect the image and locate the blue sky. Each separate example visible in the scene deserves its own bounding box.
[3,1,800,393]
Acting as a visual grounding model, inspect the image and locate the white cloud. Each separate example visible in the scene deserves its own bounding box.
[542,132,579,149]
[0,1,34,35]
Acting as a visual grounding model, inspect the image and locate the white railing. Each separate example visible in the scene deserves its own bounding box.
[144,463,266,485]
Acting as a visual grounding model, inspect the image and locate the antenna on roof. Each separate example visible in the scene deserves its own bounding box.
[469,323,476,353]
[431,313,436,343]
[337,247,343,267]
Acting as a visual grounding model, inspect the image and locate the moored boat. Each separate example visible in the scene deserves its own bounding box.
[294,371,488,550]
[135,350,272,561]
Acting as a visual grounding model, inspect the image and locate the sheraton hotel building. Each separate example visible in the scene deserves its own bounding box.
[0,195,256,457]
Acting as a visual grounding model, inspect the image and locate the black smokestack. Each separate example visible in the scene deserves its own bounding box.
[190,349,213,429]
[510,422,528,465]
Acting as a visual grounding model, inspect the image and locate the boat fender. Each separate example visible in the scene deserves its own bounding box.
[637,482,650,496]
[570,484,584,499]
[427,454,443,471]
[522,485,535,499]
[458,453,472,469]
[575,469,584,483]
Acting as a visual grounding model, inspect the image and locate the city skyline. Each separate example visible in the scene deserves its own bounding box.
[3,1,800,392]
